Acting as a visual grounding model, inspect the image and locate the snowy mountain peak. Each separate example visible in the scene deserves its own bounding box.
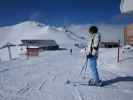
[13,21,46,28]
[0,20,76,48]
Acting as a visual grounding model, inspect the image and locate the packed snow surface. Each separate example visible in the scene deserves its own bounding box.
[0,21,133,100]
[0,47,133,100]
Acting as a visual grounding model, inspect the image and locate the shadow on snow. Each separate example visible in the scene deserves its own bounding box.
[103,76,133,86]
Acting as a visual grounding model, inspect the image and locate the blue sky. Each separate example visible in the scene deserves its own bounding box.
[0,0,132,26]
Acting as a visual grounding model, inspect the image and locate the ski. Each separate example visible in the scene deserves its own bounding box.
[66,79,98,86]
[66,80,118,88]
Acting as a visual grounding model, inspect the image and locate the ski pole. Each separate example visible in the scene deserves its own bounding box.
[84,58,88,75]
[80,57,88,75]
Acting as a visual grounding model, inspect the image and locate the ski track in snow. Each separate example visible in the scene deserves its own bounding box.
[0,21,129,100]
[0,48,133,100]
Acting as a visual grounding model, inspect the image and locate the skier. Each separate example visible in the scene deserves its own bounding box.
[70,49,72,55]
[85,26,102,86]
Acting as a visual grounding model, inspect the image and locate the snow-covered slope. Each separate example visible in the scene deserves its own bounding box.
[0,21,133,100]
[0,21,75,47]
[0,47,133,100]
[0,21,76,61]
[68,24,124,43]
[0,21,123,61]
[0,21,124,46]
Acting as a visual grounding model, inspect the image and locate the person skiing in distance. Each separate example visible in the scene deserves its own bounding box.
[70,49,72,55]
[86,26,102,86]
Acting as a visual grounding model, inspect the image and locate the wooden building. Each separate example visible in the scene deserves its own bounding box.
[124,24,133,45]
[21,40,59,56]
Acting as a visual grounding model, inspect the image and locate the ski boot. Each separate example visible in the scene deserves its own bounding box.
[88,79,103,87]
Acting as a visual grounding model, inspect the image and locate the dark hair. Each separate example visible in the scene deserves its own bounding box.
[89,26,98,34]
